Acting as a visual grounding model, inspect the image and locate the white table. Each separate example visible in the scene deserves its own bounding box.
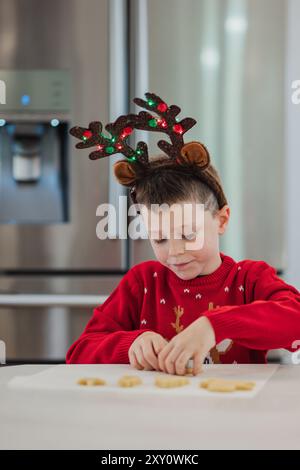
[0,364,299,450]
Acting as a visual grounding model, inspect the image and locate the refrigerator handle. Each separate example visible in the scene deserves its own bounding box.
[108,0,128,241]
[129,0,150,241]
[107,1,150,242]
[0,294,108,307]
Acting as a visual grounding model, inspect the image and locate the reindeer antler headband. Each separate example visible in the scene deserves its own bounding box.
[69,92,227,209]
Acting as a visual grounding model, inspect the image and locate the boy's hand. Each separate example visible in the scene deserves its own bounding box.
[128,331,168,371]
[157,317,216,376]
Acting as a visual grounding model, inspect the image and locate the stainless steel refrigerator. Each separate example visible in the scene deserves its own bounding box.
[0,0,286,361]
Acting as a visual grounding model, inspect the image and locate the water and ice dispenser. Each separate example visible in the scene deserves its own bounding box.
[0,70,70,223]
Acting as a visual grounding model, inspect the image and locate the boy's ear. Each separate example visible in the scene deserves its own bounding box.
[218,205,230,234]
[113,160,137,185]
[180,141,210,169]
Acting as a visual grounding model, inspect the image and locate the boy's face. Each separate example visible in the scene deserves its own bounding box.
[141,199,230,280]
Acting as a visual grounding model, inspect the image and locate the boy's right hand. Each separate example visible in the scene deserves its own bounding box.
[128,332,168,371]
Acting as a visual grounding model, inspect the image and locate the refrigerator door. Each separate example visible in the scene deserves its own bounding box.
[129,0,286,271]
[0,0,130,361]
[0,274,124,361]
[0,0,128,271]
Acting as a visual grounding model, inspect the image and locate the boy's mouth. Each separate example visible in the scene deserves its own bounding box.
[172,261,193,269]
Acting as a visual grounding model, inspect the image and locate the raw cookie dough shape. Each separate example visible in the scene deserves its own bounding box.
[118,375,143,388]
[234,381,256,391]
[200,377,255,393]
[155,376,190,388]
[77,377,106,386]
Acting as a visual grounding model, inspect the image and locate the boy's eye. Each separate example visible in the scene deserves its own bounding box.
[154,238,167,244]
[183,232,197,240]
[153,233,197,243]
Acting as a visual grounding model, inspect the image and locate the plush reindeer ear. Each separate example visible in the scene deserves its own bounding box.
[179,141,210,169]
[113,160,137,186]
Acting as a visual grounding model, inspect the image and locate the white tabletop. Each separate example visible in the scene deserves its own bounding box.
[0,364,300,450]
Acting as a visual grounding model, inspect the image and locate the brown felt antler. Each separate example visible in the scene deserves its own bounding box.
[69,115,149,164]
[132,92,197,161]
[69,92,213,187]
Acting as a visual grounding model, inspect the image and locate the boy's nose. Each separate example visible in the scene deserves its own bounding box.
[168,238,185,257]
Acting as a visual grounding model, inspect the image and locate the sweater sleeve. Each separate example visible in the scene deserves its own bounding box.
[202,262,300,352]
[65,268,152,364]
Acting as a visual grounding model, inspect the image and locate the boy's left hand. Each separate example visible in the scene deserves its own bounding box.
[157,316,216,376]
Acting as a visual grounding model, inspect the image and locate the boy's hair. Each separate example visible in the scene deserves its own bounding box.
[133,155,220,217]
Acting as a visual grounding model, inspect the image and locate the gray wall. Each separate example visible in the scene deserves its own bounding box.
[284,0,300,290]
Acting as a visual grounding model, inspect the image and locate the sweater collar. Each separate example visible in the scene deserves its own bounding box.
[165,252,236,287]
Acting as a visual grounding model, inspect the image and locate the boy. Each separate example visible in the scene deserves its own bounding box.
[66,92,300,375]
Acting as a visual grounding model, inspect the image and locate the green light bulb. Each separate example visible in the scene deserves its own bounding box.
[148,99,155,107]
[149,119,157,127]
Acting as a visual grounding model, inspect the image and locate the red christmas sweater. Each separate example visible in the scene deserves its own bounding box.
[66,252,300,364]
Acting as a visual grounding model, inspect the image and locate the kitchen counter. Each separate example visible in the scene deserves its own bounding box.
[0,364,299,450]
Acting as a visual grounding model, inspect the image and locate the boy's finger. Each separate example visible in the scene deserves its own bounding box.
[129,349,144,370]
[164,348,179,375]
[136,345,153,370]
[192,352,203,375]
[152,337,167,356]
[174,351,192,376]
[163,345,183,375]
[158,342,173,371]
[142,342,159,370]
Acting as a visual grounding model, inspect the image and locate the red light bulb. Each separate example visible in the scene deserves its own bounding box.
[122,126,133,137]
[157,118,168,128]
[157,102,168,112]
[173,124,184,134]
[83,130,92,139]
